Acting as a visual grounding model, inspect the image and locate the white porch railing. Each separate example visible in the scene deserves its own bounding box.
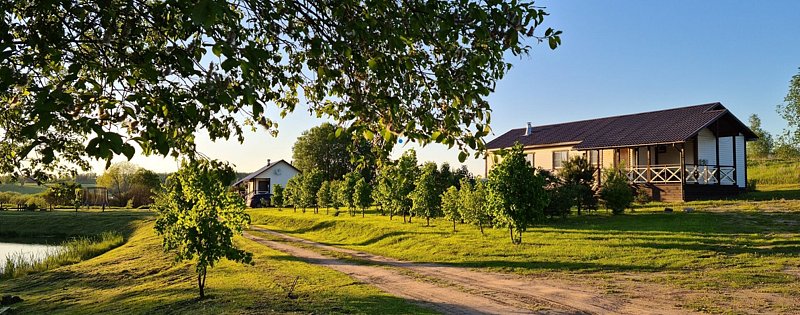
[619,164,735,185]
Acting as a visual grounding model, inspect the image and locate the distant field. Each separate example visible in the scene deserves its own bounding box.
[748,158,800,185]
[0,183,46,195]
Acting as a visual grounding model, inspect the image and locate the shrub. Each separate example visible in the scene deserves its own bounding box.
[634,186,653,204]
[600,166,633,215]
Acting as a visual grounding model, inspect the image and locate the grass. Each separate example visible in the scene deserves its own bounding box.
[748,158,800,185]
[0,210,435,314]
[251,204,800,313]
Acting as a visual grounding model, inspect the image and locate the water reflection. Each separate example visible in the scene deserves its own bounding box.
[0,242,62,270]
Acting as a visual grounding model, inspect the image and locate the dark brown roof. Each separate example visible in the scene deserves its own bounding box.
[486,103,758,150]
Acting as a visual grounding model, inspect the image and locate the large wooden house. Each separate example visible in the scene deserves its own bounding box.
[485,103,758,202]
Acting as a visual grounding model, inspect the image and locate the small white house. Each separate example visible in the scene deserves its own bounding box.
[233,159,301,207]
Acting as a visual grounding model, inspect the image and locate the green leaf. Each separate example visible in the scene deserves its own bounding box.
[458,151,468,163]
[212,44,223,57]
[363,129,374,140]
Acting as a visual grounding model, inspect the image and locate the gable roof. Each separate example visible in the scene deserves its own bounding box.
[486,102,758,150]
[232,159,300,186]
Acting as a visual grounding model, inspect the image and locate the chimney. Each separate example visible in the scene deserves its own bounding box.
[524,122,532,136]
[267,159,271,166]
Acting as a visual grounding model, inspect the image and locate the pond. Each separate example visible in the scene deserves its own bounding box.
[0,241,62,270]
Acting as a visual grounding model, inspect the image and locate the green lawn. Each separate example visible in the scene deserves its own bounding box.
[0,210,434,314]
[250,205,800,312]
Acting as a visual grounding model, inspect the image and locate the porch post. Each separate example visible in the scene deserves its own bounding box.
[646,145,652,182]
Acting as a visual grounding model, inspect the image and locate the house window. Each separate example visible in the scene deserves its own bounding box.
[553,151,568,169]
[524,153,535,167]
[588,150,599,165]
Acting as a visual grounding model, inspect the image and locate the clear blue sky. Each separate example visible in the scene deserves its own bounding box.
[92,0,800,176]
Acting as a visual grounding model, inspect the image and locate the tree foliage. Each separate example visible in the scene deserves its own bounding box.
[599,165,633,215]
[338,171,360,216]
[486,144,548,244]
[778,68,800,146]
[96,162,139,206]
[559,156,597,215]
[316,181,332,214]
[285,175,302,211]
[153,159,252,299]
[292,123,375,182]
[411,162,442,226]
[747,114,774,158]
[460,179,489,234]
[353,177,372,217]
[440,186,461,232]
[300,168,324,213]
[271,184,284,209]
[0,0,561,182]
[390,150,419,222]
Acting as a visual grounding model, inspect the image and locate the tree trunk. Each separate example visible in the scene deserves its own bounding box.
[509,226,514,243]
[479,222,484,235]
[426,217,430,226]
[452,220,456,232]
[403,212,407,223]
[198,267,207,299]
[362,207,365,218]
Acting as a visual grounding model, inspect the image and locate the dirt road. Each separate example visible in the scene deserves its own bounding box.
[245,226,688,315]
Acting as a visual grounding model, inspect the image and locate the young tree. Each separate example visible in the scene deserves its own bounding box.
[460,180,490,234]
[778,68,800,146]
[747,114,774,159]
[153,160,253,299]
[559,156,597,215]
[317,181,333,215]
[411,162,442,226]
[338,171,361,216]
[372,167,393,216]
[599,165,634,215]
[301,169,324,214]
[440,186,461,232]
[540,169,574,219]
[392,150,419,223]
[453,165,474,188]
[353,178,372,217]
[0,2,562,182]
[129,168,162,207]
[486,144,549,244]
[328,180,343,215]
[96,162,140,206]
[285,175,302,212]
[271,184,285,210]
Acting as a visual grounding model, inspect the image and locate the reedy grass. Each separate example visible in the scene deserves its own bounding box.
[2,231,124,279]
[748,158,800,185]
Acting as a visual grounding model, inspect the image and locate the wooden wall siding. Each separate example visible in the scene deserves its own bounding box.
[697,128,718,165]
[735,135,746,188]
[636,183,683,202]
[684,184,742,201]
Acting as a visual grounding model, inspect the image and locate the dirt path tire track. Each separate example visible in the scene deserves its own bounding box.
[246,226,689,315]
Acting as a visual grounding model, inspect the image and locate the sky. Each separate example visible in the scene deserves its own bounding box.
[91,0,800,176]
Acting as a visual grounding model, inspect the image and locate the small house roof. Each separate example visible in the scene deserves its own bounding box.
[485,102,758,150]
[232,159,300,186]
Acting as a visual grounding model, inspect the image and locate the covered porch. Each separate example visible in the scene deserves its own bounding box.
[583,125,748,202]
